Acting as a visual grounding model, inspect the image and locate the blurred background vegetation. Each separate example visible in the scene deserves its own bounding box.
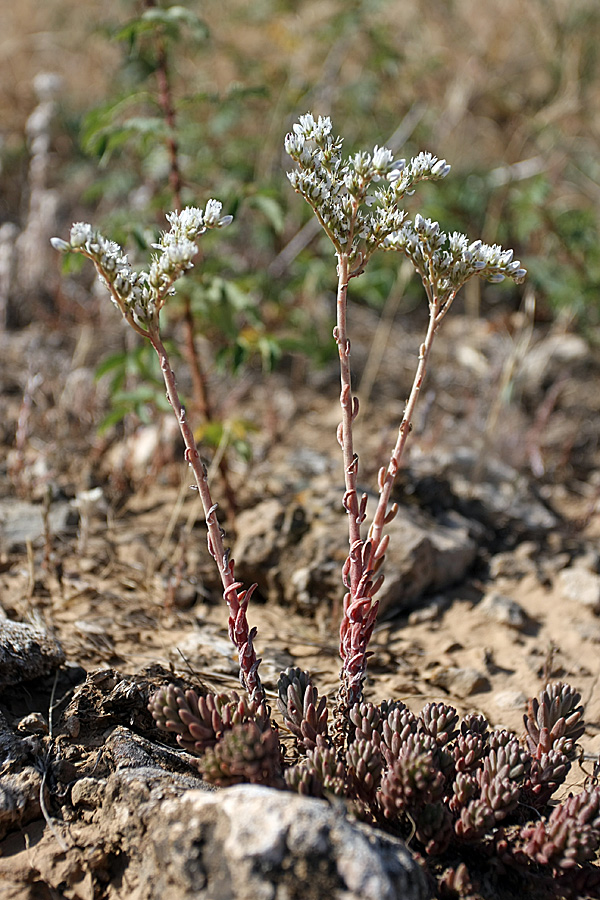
[1,0,599,437]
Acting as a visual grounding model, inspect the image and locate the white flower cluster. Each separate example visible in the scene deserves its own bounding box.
[285,114,526,296]
[383,213,527,304]
[388,152,451,194]
[284,113,451,267]
[51,202,232,329]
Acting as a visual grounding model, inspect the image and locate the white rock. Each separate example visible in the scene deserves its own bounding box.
[557,566,600,613]
[494,690,527,710]
[478,591,529,630]
[107,777,430,900]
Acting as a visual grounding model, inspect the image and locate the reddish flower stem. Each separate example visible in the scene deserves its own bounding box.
[336,260,456,713]
[148,326,264,703]
[365,285,452,565]
[334,253,363,585]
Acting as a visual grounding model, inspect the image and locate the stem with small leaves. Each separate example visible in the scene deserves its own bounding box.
[336,259,457,718]
[147,323,264,704]
[53,217,263,705]
[366,272,456,568]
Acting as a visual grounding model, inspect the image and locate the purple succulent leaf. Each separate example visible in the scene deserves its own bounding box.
[524,682,585,759]
[418,702,459,747]
[277,667,328,751]
[199,720,283,788]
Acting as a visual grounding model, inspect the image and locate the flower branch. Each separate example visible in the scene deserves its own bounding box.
[285,113,526,718]
[52,203,264,704]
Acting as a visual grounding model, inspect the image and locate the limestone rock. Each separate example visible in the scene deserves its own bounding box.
[427,666,491,697]
[0,497,76,552]
[478,591,529,630]
[406,448,558,536]
[493,690,527,711]
[519,332,589,396]
[106,779,430,900]
[233,490,477,617]
[488,545,537,580]
[557,566,600,613]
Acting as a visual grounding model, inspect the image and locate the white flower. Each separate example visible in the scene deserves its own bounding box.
[388,160,406,183]
[431,158,451,178]
[371,145,394,173]
[50,237,69,252]
[69,222,93,248]
[284,131,305,158]
[203,199,223,227]
[293,113,332,142]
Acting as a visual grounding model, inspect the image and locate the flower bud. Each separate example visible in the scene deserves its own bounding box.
[50,237,70,252]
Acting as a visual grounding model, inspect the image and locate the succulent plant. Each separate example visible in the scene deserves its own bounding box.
[449,770,478,814]
[419,702,459,747]
[284,742,347,799]
[381,702,419,764]
[519,786,600,869]
[276,667,328,751]
[150,677,599,897]
[454,731,487,774]
[199,719,284,788]
[349,700,383,743]
[524,681,585,760]
[525,747,570,808]
[148,685,269,754]
[380,732,446,818]
[438,862,476,899]
[456,797,500,843]
[346,736,383,804]
[415,801,454,856]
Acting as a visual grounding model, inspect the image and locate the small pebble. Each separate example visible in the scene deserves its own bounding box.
[557,566,600,613]
[17,712,48,735]
[428,666,490,697]
[63,715,81,738]
[478,591,528,630]
[493,690,527,710]
[441,640,463,654]
[489,551,535,580]
[71,777,106,808]
[574,622,600,642]
[408,596,449,625]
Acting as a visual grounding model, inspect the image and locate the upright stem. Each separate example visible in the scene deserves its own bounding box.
[365,291,448,565]
[148,327,264,703]
[336,267,456,716]
[334,253,363,589]
[334,251,378,722]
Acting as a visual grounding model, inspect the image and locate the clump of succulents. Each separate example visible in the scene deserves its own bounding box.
[150,684,270,753]
[149,677,600,897]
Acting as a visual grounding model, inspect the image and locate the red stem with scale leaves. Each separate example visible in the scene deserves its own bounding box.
[148,326,264,703]
[336,259,455,713]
